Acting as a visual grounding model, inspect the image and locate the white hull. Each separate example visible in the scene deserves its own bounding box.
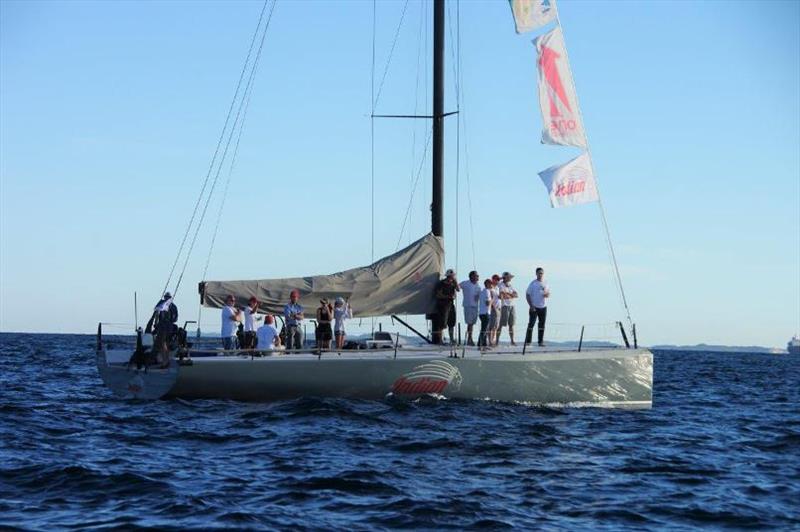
[97,346,653,408]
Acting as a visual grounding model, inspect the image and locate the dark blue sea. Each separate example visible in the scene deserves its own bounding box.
[1,333,798,530]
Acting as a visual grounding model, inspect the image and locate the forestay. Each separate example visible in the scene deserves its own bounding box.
[200,233,444,318]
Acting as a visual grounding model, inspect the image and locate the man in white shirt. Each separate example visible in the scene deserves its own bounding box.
[256,314,283,351]
[496,271,519,345]
[525,267,550,346]
[242,296,262,349]
[459,270,481,346]
[221,295,241,350]
[488,274,502,346]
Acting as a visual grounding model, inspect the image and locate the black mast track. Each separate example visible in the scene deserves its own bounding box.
[431,0,445,238]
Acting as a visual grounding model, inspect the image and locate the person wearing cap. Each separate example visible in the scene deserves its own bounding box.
[489,274,502,346]
[459,271,481,346]
[221,294,242,350]
[242,296,262,349]
[497,271,519,345]
[151,292,178,366]
[256,314,282,351]
[333,297,353,349]
[433,269,460,344]
[283,290,305,350]
[316,298,334,349]
[525,267,550,347]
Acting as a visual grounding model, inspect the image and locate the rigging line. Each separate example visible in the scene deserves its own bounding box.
[369,0,378,334]
[161,0,270,297]
[407,0,425,247]
[372,0,410,110]
[196,62,258,327]
[447,0,460,274]
[395,129,433,251]
[457,1,476,271]
[554,12,633,329]
[172,0,277,297]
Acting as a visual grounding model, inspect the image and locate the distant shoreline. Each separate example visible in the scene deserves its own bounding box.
[0,331,791,353]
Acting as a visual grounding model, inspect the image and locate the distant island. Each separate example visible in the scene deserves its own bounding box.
[650,343,787,354]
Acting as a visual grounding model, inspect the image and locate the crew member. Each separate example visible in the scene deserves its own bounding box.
[221,295,241,350]
[497,271,518,345]
[242,296,261,349]
[433,269,459,344]
[459,270,481,346]
[525,267,550,347]
[283,290,305,350]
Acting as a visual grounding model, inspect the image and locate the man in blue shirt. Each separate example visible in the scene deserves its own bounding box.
[283,289,305,350]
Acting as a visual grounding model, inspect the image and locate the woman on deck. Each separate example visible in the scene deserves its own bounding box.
[316,299,334,349]
[333,297,352,349]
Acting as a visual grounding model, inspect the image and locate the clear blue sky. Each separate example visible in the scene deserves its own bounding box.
[1,0,798,347]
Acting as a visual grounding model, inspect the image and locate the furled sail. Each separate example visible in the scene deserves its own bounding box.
[200,233,444,318]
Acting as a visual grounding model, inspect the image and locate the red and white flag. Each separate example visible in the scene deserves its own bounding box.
[533,26,587,148]
[509,0,557,34]
[538,153,598,208]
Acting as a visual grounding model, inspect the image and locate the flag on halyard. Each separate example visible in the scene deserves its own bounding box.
[533,26,587,148]
[538,152,599,208]
[509,0,558,34]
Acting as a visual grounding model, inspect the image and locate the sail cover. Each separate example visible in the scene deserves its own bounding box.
[200,233,444,318]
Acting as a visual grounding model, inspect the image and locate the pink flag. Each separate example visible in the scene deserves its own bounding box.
[538,153,598,208]
[509,0,557,34]
[533,26,587,148]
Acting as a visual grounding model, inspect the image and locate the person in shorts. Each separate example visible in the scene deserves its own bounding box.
[497,271,518,345]
[459,270,481,346]
[489,274,501,346]
[333,297,352,349]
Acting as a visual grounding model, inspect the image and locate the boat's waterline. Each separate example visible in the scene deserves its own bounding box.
[97,346,653,408]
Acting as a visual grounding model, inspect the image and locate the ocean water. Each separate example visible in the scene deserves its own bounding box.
[1,333,798,530]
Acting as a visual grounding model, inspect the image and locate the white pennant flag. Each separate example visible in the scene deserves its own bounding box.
[538,153,598,208]
[509,0,558,34]
[533,26,587,148]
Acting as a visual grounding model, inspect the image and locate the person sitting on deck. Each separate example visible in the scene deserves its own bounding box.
[221,295,241,351]
[242,296,261,349]
[433,269,459,344]
[283,289,304,350]
[333,297,352,349]
[256,314,283,351]
[316,298,334,349]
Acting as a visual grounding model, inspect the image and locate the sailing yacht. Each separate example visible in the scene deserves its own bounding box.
[97,0,653,407]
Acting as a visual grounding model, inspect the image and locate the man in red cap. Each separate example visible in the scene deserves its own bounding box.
[283,289,304,350]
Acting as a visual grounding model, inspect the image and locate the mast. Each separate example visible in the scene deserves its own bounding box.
[431,0,445,238]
